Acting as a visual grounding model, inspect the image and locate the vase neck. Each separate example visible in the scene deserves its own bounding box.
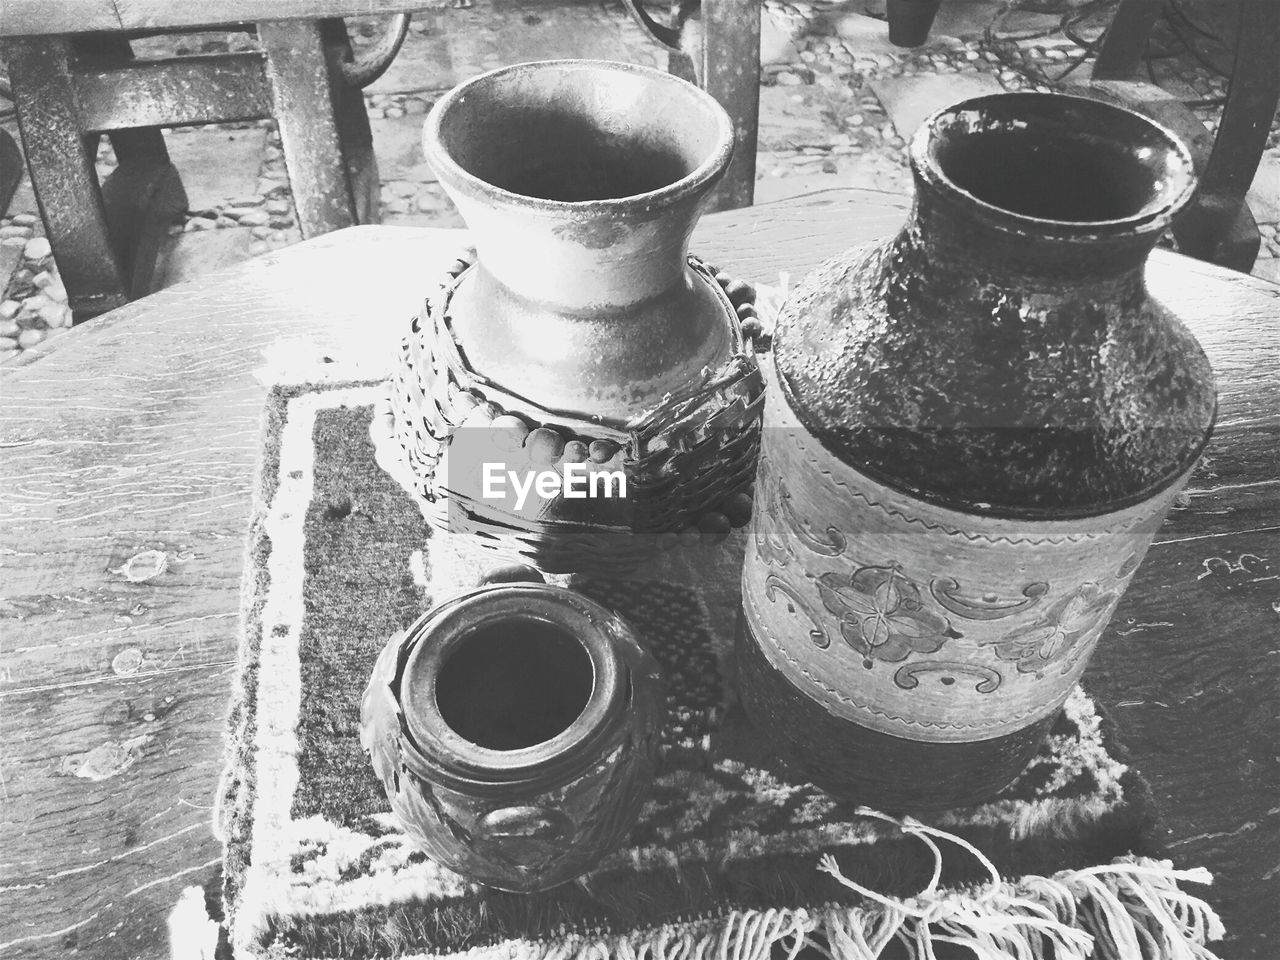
[460,194,703,314]
[423,60,734,315]
[906,179,1156,296]
[904,92,1196,295]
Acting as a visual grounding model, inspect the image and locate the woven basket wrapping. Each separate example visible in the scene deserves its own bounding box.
[384,255,765,573]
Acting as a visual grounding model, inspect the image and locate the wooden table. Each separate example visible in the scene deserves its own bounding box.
[1,189,1277,958]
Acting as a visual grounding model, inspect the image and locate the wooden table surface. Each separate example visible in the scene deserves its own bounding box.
[1,189,1277,958]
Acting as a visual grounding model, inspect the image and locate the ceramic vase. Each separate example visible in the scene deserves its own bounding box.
[737,93,1216,810]
[380,59,764,575]
[361,580,665,892]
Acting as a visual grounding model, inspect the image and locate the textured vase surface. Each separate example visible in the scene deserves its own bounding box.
[361,583,665,892]
[383,59,763,574]
[738,93,1216,810]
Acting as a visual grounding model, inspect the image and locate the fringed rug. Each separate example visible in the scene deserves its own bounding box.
[214,378,1225,960]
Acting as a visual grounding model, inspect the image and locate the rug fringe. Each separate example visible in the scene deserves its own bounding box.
[816,855,1220,959]
[382,849,1223,960]
[803,808,1223,960]
[493,842,1222,960]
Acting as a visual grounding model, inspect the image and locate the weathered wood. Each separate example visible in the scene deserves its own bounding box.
[0,0,444,38]
[6,16,391,321]
[0,667,234,956]
[326,19,382,225]
[74,54,272,132]
[699,0,761,212]
[0,191,1277,957]
[257,19,359,238]
[1087,526,1280,948]
[2,36,131,320]
[81,33,188,302]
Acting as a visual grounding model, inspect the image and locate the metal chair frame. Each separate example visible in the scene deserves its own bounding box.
[622,0,761,212]
[1086,0,1279,272]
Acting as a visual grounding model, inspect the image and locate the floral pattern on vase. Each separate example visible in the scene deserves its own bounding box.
[764,574,830,649]
[815,564,959,665]
[775,480,847,557]
[752,459,795,569]
[929,577,1050,620]
[893,661,1003,694]
[981,582,1117,677]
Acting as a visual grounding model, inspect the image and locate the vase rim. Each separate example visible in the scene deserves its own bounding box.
[398,583,627,784]
[910,92,1198,240]
[424,58,735,214]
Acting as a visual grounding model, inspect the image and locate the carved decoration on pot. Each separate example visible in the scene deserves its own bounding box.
[737,93,1216,811]
[360,578,665,892]
[375,60,764,575]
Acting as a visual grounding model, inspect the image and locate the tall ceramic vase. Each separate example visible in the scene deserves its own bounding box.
[738,93,1216,810]
[378,60,764,575]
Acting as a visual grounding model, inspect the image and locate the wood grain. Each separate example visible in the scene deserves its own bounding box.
[0,231,443,959]
[0,1,446,38]
[0,190,1276,957]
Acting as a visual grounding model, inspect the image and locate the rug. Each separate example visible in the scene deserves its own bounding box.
[212,378,1226,960]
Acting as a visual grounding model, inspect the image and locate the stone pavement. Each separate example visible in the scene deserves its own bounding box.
[2,0,1277,363]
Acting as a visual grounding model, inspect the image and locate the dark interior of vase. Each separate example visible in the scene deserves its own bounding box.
[929,95,1190,223]
[437,65,723,201]
[436,617,595,750]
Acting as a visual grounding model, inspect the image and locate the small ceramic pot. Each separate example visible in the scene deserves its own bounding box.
[360,581,664,892]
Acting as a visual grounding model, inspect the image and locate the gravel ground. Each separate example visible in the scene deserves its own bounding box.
[2,0,1277,363]
[0,220,71,357]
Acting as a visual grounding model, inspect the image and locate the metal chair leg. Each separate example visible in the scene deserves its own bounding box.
[1085,0,1276,272]
[1172,1,1280,270]
[621,0,760,212]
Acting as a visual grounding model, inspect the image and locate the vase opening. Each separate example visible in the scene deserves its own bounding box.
[428,60,733,204]
[435,616,595,751]
[919,93,1196,229]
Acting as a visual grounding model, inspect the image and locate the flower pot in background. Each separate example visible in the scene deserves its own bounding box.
[886,0,944,47]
